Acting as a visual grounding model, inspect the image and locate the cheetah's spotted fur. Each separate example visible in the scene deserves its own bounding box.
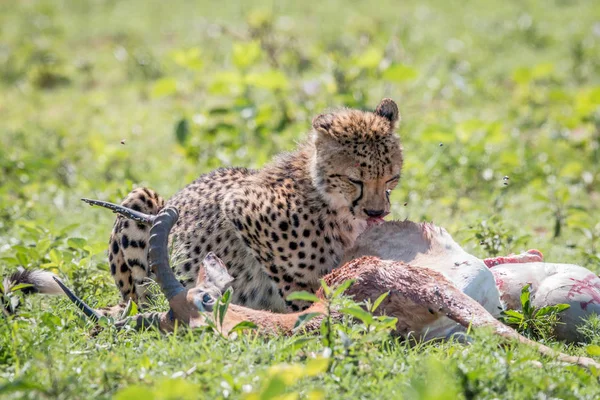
[108,99,403,312]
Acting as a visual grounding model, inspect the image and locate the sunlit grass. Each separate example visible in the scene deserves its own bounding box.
[1,0,599,398]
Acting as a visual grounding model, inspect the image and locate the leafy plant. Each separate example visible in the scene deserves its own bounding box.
[0,274,33,317]
[468,216,530,257]
[500,284,570,340]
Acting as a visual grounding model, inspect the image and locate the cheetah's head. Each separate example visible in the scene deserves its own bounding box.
[310,98,403,224]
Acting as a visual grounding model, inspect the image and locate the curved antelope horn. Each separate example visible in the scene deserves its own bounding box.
[81,198,156,225]
[52,276,103,322]
[148,207,185,300]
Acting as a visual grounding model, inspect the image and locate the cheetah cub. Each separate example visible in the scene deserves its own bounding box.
[108,99,403,312]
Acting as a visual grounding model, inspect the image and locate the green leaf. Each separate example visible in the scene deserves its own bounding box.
[586,345,600,356]
[67,237,87,249]
[217,288,232,328]
[512,66,532,85]
[332,279,355,298]
[293,312,322,330]
[41,312,61,328]
[0,379,45,395]
[535,304,569,317]
[232,41,262,69]
[355,48,383,69]
[114,385,156,400]
[285,337,315,352]
[553,303,571,313]
[245,70,289,90]
[127,300,138,317]
[10,283,34,293]
[208,71,244,94]
[155,379,199,400]
[259,375,287,400]
[49,249,62,265]
[320,318,330,347]
[172,47,203,70]
[340,306,374,325]
[320,280,332,297]
[151,77,177,98]
[501,309,524,321]
[229,320,258,334]
[371,291,390,312]
[174,118,189,146]
[533,306,554,317]
[375,315,398,329]
[532,63,555,80]
[36,238,52,254]
[287,291,319,303]
[305,357,329,376]
[520,284,532,315]
[382,64,418,83]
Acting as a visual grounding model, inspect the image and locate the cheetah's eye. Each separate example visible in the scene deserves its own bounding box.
[348,177,363,186]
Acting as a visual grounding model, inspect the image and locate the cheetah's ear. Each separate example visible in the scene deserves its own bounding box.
[374,98,400,125]
[197,252,234,293]
[312,113,335,136]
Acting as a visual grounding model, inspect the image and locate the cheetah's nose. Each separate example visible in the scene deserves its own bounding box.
[364,209,388,218]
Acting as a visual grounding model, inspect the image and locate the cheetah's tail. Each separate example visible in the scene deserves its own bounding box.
[82,198,156,225]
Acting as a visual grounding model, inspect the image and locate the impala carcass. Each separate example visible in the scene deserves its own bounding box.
[38,207,600,370]
[344,221,600,342]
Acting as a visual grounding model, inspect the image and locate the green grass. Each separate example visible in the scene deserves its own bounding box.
[1,0,600,398]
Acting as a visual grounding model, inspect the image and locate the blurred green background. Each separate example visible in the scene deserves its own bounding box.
[1,0,600,398]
